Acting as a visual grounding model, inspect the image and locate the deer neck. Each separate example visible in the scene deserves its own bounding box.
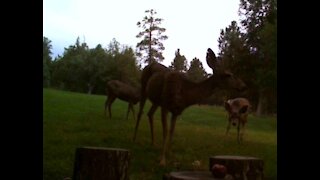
[186,75,218,105]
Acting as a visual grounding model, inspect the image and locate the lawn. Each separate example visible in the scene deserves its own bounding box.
[43,88,277,179]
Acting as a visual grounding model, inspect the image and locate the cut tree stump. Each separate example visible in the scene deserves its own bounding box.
[209,155,264,180]
[72,147,130,180]
[163,171,216,180]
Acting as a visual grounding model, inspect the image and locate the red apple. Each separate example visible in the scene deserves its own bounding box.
[211,164,227,178]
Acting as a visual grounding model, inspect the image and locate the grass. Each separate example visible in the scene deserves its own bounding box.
[43,88,277,179]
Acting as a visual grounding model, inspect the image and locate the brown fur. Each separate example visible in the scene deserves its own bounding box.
[105,80,140,121]
[224,97,251,143]
[133,48,247,165]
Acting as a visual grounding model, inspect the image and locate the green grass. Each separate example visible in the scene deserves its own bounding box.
[43,88,277,179]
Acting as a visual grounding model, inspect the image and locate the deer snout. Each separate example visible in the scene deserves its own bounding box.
[230,117,238,126]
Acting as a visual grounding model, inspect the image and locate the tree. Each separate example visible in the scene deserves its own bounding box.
[43,36,52,87]
[217,20,256,94]
[84,44,107,94]
[169,49,188,72]
[51,37,90,92]
[50,37,142,95]
[187,57,208,82]
[239,0,277,115]
[136,9,168,65]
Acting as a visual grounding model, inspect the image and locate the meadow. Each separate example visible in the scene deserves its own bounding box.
[43,88,277,179]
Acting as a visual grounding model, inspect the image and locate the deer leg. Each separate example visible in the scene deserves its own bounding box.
[237,122,241,144]
[239,121,246,143]
[126,103,131,120]
[169,114,178,148]
[130,103,136,122]
[104,98,108,117]
[133,96,146,141]
[161,108,169,147]
[160,113,178,166]
[226,120,231,135]
[105,95,116,119]
[147,104,158,146]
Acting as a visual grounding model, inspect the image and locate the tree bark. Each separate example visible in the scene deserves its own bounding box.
[209,155,264,180]
[73,147,130,180]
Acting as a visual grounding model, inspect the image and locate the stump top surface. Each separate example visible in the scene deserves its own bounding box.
[168,171,216,180]
[210,155,261,160]
[78,146,130,152]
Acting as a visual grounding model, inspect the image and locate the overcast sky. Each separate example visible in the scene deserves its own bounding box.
[43,0,241,72]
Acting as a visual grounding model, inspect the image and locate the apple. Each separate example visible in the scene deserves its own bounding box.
[211,164,227,178]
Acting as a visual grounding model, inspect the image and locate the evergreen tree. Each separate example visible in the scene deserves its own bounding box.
[187,57,208,82]
[239,0,277,115]
[136,9,168,64]
[169,49,188,72]
[43,36,52,87]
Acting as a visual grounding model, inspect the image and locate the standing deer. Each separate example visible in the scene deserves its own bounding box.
[133,48,247,166]
[105,80,140,121]
[224,97,251,143]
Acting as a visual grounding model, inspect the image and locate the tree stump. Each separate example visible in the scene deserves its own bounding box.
[209,155,264,180]
[163,171,216,180]
[72,147,130,180]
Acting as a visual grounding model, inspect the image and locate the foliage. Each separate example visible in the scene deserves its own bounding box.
[239,0,277,114]
[186,57,208,82]
[50,37,141,95]
[136,9,168,65]
[169,49,188,72]
[216,0,277,114]
[44,88,277,180]
[43,37,52,87]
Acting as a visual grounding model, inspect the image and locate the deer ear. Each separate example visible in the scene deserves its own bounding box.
[239,105,248,114]
[206,48,217,70]
[224,101,231,112]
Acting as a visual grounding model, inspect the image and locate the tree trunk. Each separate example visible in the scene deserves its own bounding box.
[256,91,264,116]
[87,83,94,95]
[209,155,264,180]
[73,147,130,180]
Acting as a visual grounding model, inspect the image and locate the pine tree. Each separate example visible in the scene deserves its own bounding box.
[169,49,188,72]
[239,0,277,115]
[136,9,168,65]
[187,57,208,82]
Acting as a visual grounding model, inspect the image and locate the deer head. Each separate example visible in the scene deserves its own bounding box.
[206,48,247,91]
[224,98,249,126]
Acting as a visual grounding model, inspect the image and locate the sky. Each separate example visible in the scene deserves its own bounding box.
[43,0,241,72]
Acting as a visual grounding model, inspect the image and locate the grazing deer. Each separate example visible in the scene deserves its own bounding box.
[133,48,247,166]
[105,80,140,121]
[224,97,251,144]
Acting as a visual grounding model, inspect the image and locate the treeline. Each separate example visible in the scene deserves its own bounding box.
[43,38,209,96]
[43,38,141,95]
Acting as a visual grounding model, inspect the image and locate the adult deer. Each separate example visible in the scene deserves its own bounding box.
[105,80,140,121]
[133,48,247,166]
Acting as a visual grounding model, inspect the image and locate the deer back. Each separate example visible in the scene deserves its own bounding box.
[107,80,140,104]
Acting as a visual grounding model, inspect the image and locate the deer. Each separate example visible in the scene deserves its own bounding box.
[105,80,141,121]
[133,48,247,166]
[224,97,251,144]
